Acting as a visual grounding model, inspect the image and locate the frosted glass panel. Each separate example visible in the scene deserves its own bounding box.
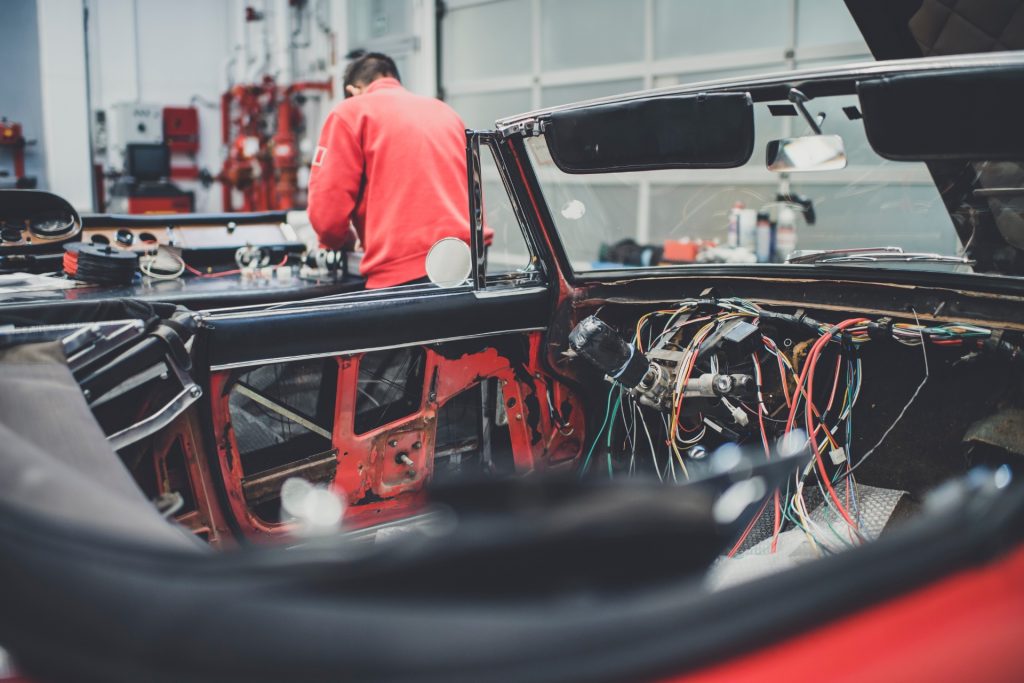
[443,0,532,82]
[791,183,956,254]
[649,183,779,244]
[649,180,952,255]
[447,90,532,129]
[348,0,413,44]
[481,152,533,275]
[656,64,790,92]
[796,0,870,49]
[541,0,644,70]
[528,171,641,268]
[540,78,644,107]
[653,0,789,59]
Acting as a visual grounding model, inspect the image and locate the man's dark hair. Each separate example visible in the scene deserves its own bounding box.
[343,50,400,95]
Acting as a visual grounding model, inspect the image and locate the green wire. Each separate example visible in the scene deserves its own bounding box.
[580,385,616,476]
[607,390,623,478]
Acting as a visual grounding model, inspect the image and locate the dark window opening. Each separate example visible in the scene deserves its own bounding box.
[434,379,516,481]
[434,385,483,480]
[354,347,426,434]
[228,357,338,474]
[228,358,339,524]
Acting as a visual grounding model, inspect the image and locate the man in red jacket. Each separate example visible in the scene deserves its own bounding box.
[307,52,474,289]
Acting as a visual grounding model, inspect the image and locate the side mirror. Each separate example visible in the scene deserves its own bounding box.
[766,134,847,173]
[425,237,472,288]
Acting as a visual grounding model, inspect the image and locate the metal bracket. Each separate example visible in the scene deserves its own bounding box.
[0,319,144,367]
[498,117,547,139]
[106,349,202,452]
[788,88,824,135]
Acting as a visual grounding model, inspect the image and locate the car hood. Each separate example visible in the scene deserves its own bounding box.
[845,0,1024,59]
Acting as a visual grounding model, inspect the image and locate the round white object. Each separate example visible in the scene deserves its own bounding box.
[425,237,472,288]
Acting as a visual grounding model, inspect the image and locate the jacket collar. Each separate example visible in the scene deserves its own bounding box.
[364,77,403,94]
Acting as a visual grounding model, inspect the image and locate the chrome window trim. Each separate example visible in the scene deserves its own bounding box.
[208,326,548,371]
[495,52,1024,131]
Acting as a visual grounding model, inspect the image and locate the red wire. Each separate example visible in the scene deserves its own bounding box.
[775,352,792,409]
[678,416,703,433]
[785,319,868,530]
[804,321,866,529]
[752,353,783,552]
[673,325,717,426]
[727,497,771,558]
[824,352,843,414]
[185,254,288,278]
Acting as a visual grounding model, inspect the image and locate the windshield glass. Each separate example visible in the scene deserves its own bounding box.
[524,91,977,275]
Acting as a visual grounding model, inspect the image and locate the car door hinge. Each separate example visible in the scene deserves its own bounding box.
[500,117,547,139]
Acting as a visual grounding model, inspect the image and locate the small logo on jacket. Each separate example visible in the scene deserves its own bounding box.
[313,146,328,167]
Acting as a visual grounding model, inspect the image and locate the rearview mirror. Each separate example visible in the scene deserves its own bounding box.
[425,237,471,288]
[544,92,755,174]
[766,134,847,172]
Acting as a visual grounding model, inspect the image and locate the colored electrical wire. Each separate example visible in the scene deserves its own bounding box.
[582,295,1000,557]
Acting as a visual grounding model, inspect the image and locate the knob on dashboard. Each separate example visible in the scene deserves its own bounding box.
[0,190,82,250]
[115,229,135,247]
[0,227,23,243]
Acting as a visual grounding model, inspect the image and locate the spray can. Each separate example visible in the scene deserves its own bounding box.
[776,206,797,262]
[738,208,757,251]
[727,201,744,248]
[755,211,772,263]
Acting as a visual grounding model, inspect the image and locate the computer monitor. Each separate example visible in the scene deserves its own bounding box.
[125,143,170,182]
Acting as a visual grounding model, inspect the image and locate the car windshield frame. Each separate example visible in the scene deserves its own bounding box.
[496,52,1024,288]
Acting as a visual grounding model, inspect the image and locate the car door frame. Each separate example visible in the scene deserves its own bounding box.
[187,129,587,538]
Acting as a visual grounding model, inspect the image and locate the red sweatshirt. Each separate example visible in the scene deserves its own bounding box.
[307,77,473,289]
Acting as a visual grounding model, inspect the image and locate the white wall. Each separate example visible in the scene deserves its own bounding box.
[438,0,888,253]
[88,0,234,211]
[0,0,48,189]
[14,0,441,212]
[84,0,373,212]
[343,0,436,97]
[36,0,94,209]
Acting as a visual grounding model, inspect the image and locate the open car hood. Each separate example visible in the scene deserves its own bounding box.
[845,0,1024,59]
[845,0,1024,274]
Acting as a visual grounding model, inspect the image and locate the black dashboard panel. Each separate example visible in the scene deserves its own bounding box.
[0,274,364,315]
[0,191,362,313]
[203,286,552,368]
[0,190,82,252]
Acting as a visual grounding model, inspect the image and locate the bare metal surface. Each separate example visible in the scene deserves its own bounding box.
[964,408,1024,456]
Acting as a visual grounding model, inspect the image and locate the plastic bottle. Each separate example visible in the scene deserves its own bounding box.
[727,201,744,248]
[755,211,772,263]
[738,208,757,251]
[776,206,797,262]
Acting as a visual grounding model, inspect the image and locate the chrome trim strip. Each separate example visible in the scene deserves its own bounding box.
[108,383,202,451]
[205,284,548,321]
[204,288,472,321]
[209,326,547,371]
[206,281,464,316]
[472,285,548,299]
[496,52,1024,129]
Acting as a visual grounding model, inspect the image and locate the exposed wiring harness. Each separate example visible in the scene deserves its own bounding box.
[577,296,1006,555]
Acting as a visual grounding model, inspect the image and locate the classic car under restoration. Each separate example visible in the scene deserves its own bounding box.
[1,37,1024,683]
